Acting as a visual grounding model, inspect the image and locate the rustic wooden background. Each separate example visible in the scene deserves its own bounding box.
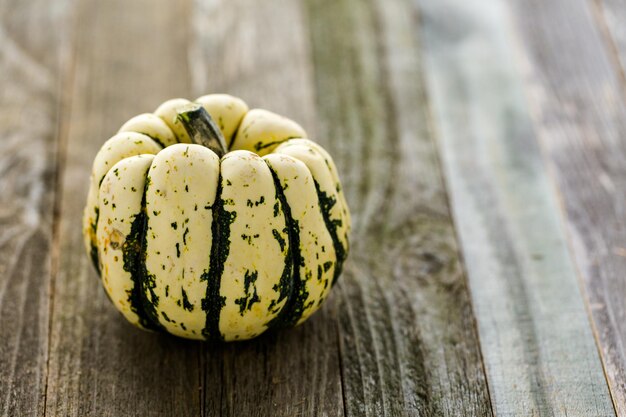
[2,0,626,415]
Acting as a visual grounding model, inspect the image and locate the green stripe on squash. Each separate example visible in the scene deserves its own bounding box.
[202,175,236,341]
[265,167,303,328]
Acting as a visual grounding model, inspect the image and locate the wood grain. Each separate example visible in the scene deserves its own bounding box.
[417,0,616,414]
[509,0,626,412]
[0,0,73,416]
[44,0,203,416]
[593,0,626,93]
[3,0,621,414]
[190,1,344,416]
[306,0,493,414]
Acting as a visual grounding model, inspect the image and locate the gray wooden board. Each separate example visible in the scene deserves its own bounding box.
[416,0,615,414]
[0,0,72,416]
[510,0,626,413]
[44,0,203,416]
[595,0,626,91]
[306,0,493,414]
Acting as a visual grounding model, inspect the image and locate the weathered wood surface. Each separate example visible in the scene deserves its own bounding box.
[48,0,344,416]
[595,0,626,85]
[306,0,492,414]
[191,1,344,416]
[509,0,626,413]
[417,0,616,415]
[2,0,626,415]
[46,0,493,413]
[45,1,203,416]
[0,0,72,416]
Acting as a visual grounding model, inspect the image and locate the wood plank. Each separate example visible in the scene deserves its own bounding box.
[189,1,344,415]
[509,0,626,412]
[416,0,616,414]
[0,0,73,416]
[594,0,626,91]
[44,0,204,416]
[305,0,493,414]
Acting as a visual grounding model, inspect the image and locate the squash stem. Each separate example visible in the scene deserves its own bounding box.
[177,103,228,157]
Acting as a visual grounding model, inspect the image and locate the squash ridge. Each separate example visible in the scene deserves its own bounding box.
[122,184,164,331]
[265,167,303,328]
[201,173,235,341]
[136,175,167,330]
[314,180,347,286]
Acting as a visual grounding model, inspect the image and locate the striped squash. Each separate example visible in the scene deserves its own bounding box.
[82,94,350,341]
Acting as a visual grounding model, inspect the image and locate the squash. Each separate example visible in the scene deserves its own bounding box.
[82,94,350,341]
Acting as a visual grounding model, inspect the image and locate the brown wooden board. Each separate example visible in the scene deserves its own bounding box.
[44,0,203,416]
[0,0,73,416]
[305,0,493,414]
[190,0,344,415]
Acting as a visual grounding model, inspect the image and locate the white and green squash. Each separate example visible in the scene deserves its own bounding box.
[83,94,350,341]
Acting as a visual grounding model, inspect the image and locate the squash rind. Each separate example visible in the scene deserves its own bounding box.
[83,132,162,274]
[195,94,249,147]
[275,141,350,285]
[264,154,336,326]
[96,154,157,330]
[143,144,220,339]
[154,98,193,144]
[118,113,178,147]
[217,150,292,341]
[230,109,307,156]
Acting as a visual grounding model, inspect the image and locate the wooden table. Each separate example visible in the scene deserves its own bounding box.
[2,0,626,415]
